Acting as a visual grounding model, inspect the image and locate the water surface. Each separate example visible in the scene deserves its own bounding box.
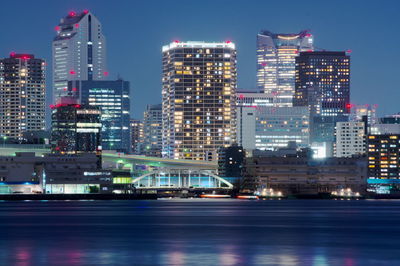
[0,199,399,265]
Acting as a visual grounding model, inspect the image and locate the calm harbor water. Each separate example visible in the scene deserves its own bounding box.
[0,199,399,265]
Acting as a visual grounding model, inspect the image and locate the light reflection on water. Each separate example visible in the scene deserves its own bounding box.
[0,199,400,265]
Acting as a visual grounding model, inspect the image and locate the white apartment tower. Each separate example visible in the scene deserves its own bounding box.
[162,41,237,160]
[335,121,366,158]
[52,10,107,103]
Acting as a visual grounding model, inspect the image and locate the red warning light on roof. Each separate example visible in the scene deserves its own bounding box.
[69,11,76,17]
[174,40,180,43]
[346,49,352,54]
[103,71,109,76]
[10,52,16,57]
[75,24,79,28]
[69,70,76,75]
[226,40,232,44]
[63,88,67,91]
[261,62,267,67]
[346,103,353,109]
[239,94,244,99]
[55,26,60,31]
[72,88,77,92]
[83,10,89,14]
[306,33,312,37]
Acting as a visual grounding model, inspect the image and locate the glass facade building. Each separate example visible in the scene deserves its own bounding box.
[0,54,46,139]
[51,99,101,155]
[143,104,162,157]
[68,79,131,153]
[130,119,144,154]
[257,30,313,103]
[294,51,350,143]
[162,41,237,160]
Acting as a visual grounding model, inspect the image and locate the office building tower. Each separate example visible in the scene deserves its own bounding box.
[68,79,131,152]
[130,119,144,154]
[257,30,313,101]
[53,10,107,102]
[0,53,46,139]
[349,104,377,134]
[143,104,162,157]
[370,114,400,135]
[236,90,292,108]
[237,106,309,151]
[51,97,101,155]
[217,144,245,184]
[335,121,365,158]
[294,51,350,143]
[367,134,400,194]
[162,41,237,160]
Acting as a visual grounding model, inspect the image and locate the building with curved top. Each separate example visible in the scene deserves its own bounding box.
[52,10,107,102]
[257,30,313,102]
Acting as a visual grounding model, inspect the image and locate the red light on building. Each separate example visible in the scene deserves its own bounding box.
[346,103,353,109]
[103,71,109,76]
[261,62,267,67]
[10,52,16,57]
[63,87,67,91]
[83,9,89,14]
[49,104,55,109]
[55,26,60,31]
[72,88,77,92]
[239,94,244,99]
[74,104,81,108]
[75,24,79,28]
[226,40,231,44]
[307,49,313,52]
[174,40,180,43]
[306,33,312,37]
[69,70,76,75]
[69,11,76,17]
[346,49,352,53]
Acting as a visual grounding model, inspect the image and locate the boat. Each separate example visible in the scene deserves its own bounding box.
[199,194,231,199]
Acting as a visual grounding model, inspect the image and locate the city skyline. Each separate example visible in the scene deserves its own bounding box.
[0,0,398,119]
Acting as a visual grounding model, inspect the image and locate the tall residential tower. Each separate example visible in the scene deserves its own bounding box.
[52,10,107,102]
[257,30,313,102]
[0,53,46,139]
[162,41,237,160]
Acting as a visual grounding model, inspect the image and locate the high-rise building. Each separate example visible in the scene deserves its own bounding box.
[349,104,377,134]
[367,134,400,194]
[143,104,162,157]
[236,90,292,108]
[0,53,46,139]
[68,79,131,152]
[294,51,351,143]
[53,10,107,102]
[335,121,366,158]
[130,119,144,154]
[162,41,237,160]
[237,106,309,151]
[51,97,101,155]
[257,30,313,101]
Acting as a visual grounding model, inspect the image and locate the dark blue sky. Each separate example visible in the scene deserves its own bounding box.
[1,0,399,119]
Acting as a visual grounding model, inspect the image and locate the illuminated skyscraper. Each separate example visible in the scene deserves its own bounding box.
[162,41,237,160]
[53,10,107,102]
[257,30,313,102]
[130,119,144,154]
[0,53,46,139]
[68,79,131,153]
[143,104,162,157]
[294,51,350,143]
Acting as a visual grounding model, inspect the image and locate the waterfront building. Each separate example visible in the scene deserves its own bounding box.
[294,51,351,144]
[142,104,162,157]
[237,106,310,152]
[130,119,144,154]
[335,121,366,158]
[0,53,46,139]
[367,134,400,194]
[217,144,245,184]
[243,148,367,196]
[68,79,131,152]
[50,97,101,155]
[53,10,107,102]
[256,30,313,101]
[0,152,111,194]
[162,41,237,160]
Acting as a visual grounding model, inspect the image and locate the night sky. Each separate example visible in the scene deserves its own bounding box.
[1,0,399,120]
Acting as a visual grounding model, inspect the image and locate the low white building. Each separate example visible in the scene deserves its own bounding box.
[335,121,366,158]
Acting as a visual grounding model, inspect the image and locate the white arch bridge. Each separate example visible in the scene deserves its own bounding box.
[132,169,234,190]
